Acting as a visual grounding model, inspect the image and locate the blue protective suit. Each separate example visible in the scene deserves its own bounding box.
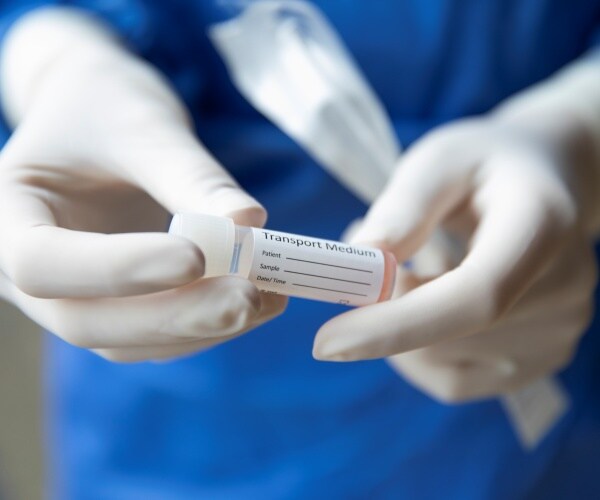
[1,1,600,499]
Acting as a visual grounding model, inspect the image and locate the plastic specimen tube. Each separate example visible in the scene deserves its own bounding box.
[169,213,396,307]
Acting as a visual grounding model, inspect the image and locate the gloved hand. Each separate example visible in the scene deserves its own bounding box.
[0,8,287,362]
[314,83,600,401]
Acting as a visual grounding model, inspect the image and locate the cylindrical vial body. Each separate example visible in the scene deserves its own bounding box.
[170,213,396,307]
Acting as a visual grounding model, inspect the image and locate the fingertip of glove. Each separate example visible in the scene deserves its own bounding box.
[349,224,392,250]
[167,237,206,283]
[312,340,354,362]
[207,277,263,334]
[225,204,267,228]
[110,236,206,295]
[256,292,289,322]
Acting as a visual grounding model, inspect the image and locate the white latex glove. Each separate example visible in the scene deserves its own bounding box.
[0,8,287,362]
[314,98,600,401]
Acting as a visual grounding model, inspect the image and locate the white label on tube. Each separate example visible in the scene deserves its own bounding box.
[249,228,384,306]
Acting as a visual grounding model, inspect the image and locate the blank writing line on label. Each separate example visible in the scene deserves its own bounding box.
[284,269,370,286]
[292,283,368,297]
[286,257,373,273]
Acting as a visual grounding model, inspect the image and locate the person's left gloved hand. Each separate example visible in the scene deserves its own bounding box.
[313,112,599,403]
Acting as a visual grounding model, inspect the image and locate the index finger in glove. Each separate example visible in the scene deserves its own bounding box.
[111,120,267,228]
[350,121,488,261]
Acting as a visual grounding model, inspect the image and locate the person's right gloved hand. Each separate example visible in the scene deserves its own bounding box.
[313,112,599,401]
[0,8,287,362]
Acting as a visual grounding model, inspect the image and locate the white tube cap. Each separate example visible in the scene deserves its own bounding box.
[169,213,235,278]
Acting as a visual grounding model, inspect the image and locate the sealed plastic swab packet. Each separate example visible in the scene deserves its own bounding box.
[209,0,399,203]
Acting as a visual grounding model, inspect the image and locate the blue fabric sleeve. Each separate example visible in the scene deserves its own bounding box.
[587,13,600,50]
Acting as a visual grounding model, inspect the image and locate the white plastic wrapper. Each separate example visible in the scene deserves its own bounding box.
[209,0,568,450]
[209,0,400,203]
